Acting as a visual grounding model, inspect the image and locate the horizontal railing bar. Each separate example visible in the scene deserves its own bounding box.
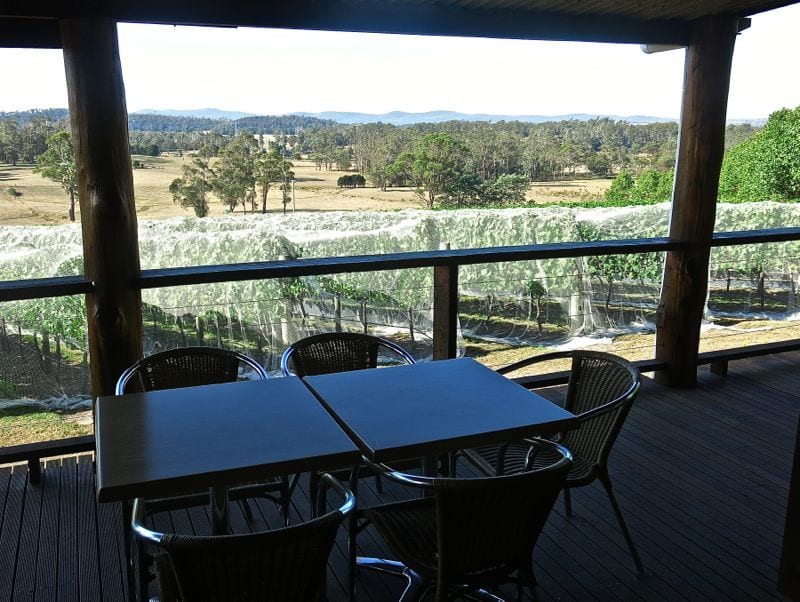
[138,237,683,289]
[4,228,800,301]
[0,275,94,302]
[0,435,95,465]
[697,339,800,363]
[711,227,800,247]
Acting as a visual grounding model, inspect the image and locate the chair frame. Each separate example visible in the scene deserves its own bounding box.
[465,349,644,574]
[359,438,573,602]
[132,473,355,602]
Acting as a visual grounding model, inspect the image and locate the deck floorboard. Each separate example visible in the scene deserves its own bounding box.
[1,352,798,601]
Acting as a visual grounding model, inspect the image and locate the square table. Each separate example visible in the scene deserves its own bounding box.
[304,356,578,466]
[95,376,361,533]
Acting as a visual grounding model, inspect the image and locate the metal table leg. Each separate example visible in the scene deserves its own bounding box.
[348,461,361,602]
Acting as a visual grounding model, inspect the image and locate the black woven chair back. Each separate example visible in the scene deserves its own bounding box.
[372,439,571,589]
[559,351,640,482]
[116,346,267,394]
[435,456,570,583]
[156,511,343,601]
[281,332,415,377]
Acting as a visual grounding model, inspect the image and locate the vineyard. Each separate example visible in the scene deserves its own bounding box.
[2,202,800,434]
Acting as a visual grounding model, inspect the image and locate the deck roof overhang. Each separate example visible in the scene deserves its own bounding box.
[1,0,796,49]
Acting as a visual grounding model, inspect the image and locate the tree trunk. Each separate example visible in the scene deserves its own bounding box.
[62,18,142,396]
[68,188,76,222]
[655,14,738,387]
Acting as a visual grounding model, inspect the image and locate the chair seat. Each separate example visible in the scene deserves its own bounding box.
[363,497,438,577]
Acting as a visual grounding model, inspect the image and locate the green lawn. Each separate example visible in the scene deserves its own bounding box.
[0,405,91,447]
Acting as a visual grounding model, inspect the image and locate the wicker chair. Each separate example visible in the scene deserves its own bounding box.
[282,332,417,503]
[280,331,416,377]
[116,346,295,601]
[358,438,572,602]
[131,473,354,602]
[460,349,644,573]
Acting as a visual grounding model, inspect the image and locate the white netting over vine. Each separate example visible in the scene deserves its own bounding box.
[2,202,800,403]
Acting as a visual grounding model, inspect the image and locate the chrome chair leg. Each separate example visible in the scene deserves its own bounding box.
[564,488,573,516]
[398,569,428,602]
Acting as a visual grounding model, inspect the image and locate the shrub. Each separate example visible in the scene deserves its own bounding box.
[337,174,367,188]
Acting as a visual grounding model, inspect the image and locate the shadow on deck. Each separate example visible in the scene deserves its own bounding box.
[1,352,797,601]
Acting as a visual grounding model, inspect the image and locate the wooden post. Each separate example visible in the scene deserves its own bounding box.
[654,14,738,387]
[61,18,142,397]
[433,265,458,360]
[334,294,342,333]
[361,301,368,334]
[779,412,800,598]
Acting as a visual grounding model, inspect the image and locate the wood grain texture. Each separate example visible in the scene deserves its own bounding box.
[432,265,459,360]
[60,18,143,397]
[655,14,738,387]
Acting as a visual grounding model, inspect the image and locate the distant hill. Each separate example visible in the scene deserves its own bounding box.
[296,110,679,125]
[0,108,69,124]
[134,108,256,120]
[0,107,767,129]
[127,113,335,133]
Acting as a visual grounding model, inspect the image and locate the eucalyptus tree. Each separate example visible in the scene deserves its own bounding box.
[211,132,259,213]
[0,120,20,165]
[34,131,78,221]
[353,123,407,190]
[391,132,469,209]
[169,156,213,217]
[255,150,294,213]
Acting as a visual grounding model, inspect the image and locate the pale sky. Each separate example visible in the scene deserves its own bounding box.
[1,3,799,120]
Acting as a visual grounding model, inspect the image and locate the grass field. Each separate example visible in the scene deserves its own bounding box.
[0,156,610,225]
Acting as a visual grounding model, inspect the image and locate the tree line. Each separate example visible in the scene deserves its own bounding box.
[7,107,777,219]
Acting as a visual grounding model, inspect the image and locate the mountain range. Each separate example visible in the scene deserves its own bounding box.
[125,108,766,126]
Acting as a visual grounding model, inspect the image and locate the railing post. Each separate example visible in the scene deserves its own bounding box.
[433,243,458,360]
[655,14,737,387]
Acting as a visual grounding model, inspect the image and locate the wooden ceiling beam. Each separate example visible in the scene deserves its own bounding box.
[0,18,60,48]
[2,1,694,45]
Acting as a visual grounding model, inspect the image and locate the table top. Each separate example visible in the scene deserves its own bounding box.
[95,377,360,502]
[304,357,578,464]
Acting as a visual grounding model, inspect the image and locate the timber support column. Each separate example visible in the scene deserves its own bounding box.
[655,14,738,387]
[61,19,142,397]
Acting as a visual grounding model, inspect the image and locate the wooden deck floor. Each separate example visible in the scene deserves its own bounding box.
[1,352,798,601]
